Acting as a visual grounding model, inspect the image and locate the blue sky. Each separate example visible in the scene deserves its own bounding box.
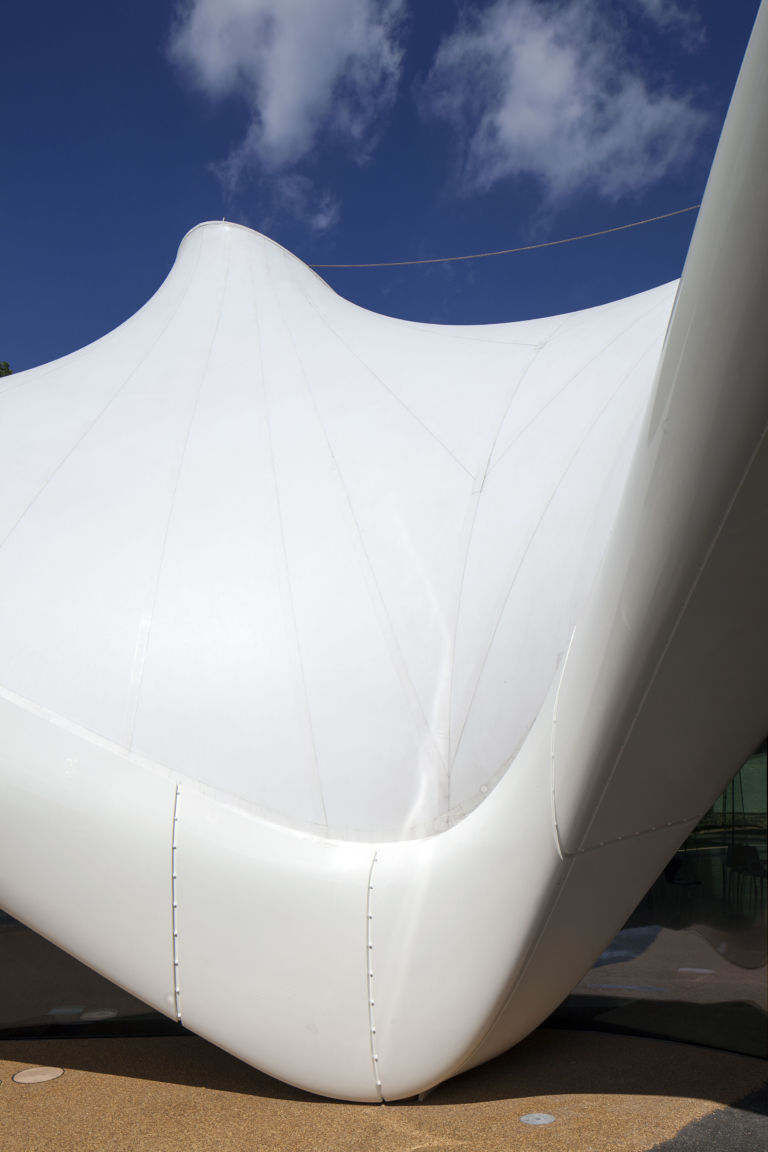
[2,0,761,372]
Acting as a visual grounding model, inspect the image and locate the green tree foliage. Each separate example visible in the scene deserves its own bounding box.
[0,362,12,377]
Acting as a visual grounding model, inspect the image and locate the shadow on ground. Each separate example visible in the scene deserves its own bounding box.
[0,1028,765,1110]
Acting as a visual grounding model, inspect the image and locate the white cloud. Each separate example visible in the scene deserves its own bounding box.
[273,175,341,233]
[634,0,705,50]
[420,0,707,201]
[169,0,405,178]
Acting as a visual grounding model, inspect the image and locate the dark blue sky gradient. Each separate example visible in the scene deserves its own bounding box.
[1,1,761,371]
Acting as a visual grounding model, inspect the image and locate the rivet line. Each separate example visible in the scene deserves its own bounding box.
[366,850,383,1100]
[171,783,182,1023]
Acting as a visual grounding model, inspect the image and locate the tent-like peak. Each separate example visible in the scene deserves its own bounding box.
[0,221,675,840]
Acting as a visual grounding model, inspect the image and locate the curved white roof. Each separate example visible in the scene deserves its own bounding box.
[0,222,675,839]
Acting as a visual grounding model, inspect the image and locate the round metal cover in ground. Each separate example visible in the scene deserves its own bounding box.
[520,1112,555,1125]
[13,1067,64,1084]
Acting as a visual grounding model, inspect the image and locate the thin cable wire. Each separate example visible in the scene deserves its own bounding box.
[309,203,701,269]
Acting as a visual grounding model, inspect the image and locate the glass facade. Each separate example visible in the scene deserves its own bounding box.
[548,742,768,1057]
[1,746,766,1052]
[0,906,184,1038]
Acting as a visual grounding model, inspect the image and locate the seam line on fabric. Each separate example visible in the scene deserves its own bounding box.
[257,248,329,827]
[295,279,474,480]
[280,269,450,785]
[125,239,230,750]
[577,412,768,851]
[0,240,203,559]
[451,315,662,765]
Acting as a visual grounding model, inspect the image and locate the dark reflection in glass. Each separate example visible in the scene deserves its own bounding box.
[548,742,768,1057]
[0,909,183,1038]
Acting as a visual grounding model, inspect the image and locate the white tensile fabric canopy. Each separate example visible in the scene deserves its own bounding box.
[0,2,767,1102]
[0,220,676,841]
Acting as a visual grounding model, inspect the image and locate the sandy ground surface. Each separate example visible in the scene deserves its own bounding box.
[1,1029,766,1152]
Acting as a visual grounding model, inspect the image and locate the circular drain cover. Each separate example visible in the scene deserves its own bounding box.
[13,1067,64,1084]
[520,1113,555,1125]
